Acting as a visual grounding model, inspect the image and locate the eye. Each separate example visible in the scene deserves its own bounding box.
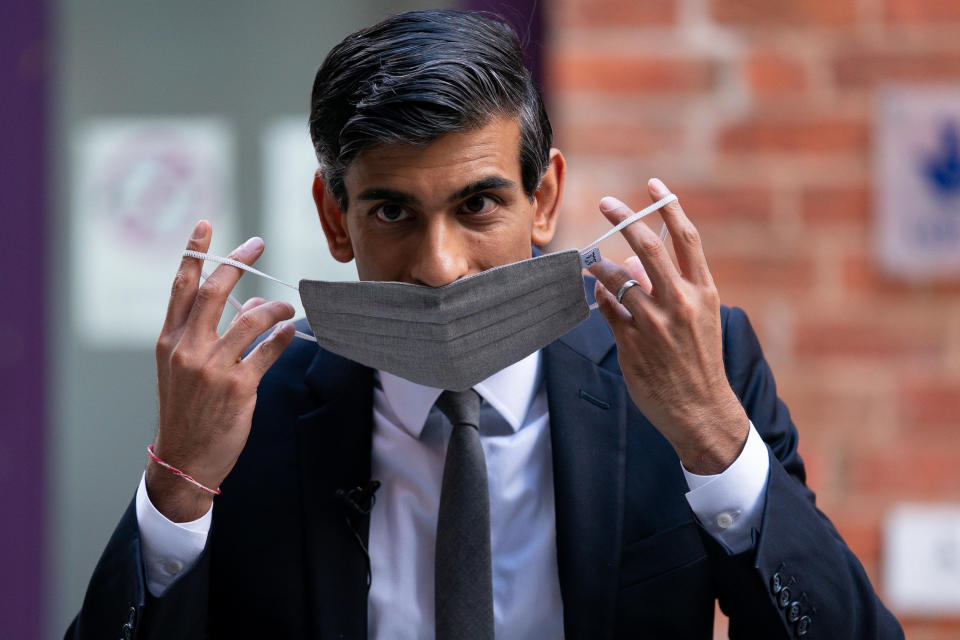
[374,202,411,223]
[461,194,497,215]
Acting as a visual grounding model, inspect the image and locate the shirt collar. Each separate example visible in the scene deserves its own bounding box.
[376,350,542,439]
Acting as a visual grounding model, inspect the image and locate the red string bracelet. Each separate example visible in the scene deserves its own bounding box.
[146,444,221,496]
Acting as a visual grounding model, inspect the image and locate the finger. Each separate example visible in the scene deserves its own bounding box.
[243,322,296,378]
[624,256,653,295]
[226,297,266,332]
[184,236,265,342]
[598,196,678,297]
[220,299,293,360]
[162,221,211,333]
[592,279,631,332]
[588,256,655,321]
[218,300,295,362]
[647,178,711,285]
[205,269,248,315]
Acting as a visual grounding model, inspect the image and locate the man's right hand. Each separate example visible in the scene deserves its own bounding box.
[147,220,296,522]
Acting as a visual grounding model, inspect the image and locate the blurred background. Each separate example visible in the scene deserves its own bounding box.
[3,0,960,638]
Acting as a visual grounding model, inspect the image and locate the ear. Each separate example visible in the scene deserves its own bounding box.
[530,149,565,247]
[313,171,355,263]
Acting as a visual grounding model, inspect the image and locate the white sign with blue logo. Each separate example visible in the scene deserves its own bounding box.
[877,88,960,279]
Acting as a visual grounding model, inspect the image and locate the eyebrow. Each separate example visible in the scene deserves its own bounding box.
[355,175,518,207]
[449,176,516,202]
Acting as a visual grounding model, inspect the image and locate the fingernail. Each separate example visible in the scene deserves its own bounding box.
[243,236,264,250]
[599,196,626,212]
[191,220,208,240]
[649,178,668,196]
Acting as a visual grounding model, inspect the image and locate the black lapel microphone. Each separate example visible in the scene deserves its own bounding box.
[334,480,381,593]
[335,480,381,515]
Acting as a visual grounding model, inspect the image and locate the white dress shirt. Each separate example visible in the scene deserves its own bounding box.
[136,349,769,637]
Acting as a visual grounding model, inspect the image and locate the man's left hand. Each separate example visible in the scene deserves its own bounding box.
[588,178,749,475]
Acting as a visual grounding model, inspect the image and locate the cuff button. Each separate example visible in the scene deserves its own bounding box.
[787,601,802,623]
[777,586,791,608]
[770,572,783,594]
[715,511,737,529]
[160,559,184,576]
[796,615,812,636]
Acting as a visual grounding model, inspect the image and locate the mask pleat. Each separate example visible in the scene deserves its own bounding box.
[300,249,591,389]
[309,276,571,342]
[299,250,582,324]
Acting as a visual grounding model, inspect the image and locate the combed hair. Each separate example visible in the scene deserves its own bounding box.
[308,9,552,208]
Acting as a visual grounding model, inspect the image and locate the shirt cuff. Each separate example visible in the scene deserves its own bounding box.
[682,421,769,554]
[135,472,212,597]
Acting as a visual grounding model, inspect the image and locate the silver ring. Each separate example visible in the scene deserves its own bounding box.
[616,279,640,304]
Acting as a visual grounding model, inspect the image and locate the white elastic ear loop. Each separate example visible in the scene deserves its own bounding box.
[579,193,678,252]
[184,250,299,291]
[186,250,317,343]
[577,193,678,312]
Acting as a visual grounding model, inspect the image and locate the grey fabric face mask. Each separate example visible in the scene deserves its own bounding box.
[184,194,677,390]
[301,248,589,390]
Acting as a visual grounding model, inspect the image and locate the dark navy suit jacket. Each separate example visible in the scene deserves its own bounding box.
[66,302,903,639]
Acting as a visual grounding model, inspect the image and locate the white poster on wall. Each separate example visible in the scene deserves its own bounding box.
[72,118,236,347]
[885,503,960,615]
[261,117,357,320]
[876,88,960,279]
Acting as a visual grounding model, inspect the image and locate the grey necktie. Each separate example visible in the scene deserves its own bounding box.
[433,389,495,640]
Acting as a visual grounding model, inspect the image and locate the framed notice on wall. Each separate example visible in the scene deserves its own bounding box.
[71,118,236,347]
[876,88,960,280]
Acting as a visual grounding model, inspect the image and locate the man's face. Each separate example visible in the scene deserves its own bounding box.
[316,116,563,285]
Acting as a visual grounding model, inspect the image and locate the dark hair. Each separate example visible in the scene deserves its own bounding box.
[308,9,552,209]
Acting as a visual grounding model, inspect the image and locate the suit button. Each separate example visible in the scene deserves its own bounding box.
[796,615,812,636]
[770,572,783,594]
[777,586,791,608]
[787,601,802,623]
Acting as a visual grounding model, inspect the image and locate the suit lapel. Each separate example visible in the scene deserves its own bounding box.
[297,348,375,639]
[544,309,626,640]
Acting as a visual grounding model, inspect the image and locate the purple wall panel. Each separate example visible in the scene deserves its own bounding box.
[0,2,47,638]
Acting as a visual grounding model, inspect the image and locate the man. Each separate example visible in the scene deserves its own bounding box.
[67,10,902,639]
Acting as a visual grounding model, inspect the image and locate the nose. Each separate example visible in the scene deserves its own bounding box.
[409,217,470,287]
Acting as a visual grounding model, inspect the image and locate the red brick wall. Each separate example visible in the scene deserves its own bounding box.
[546,1,960,637]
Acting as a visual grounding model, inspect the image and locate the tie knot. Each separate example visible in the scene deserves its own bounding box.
[435,389,481,430]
